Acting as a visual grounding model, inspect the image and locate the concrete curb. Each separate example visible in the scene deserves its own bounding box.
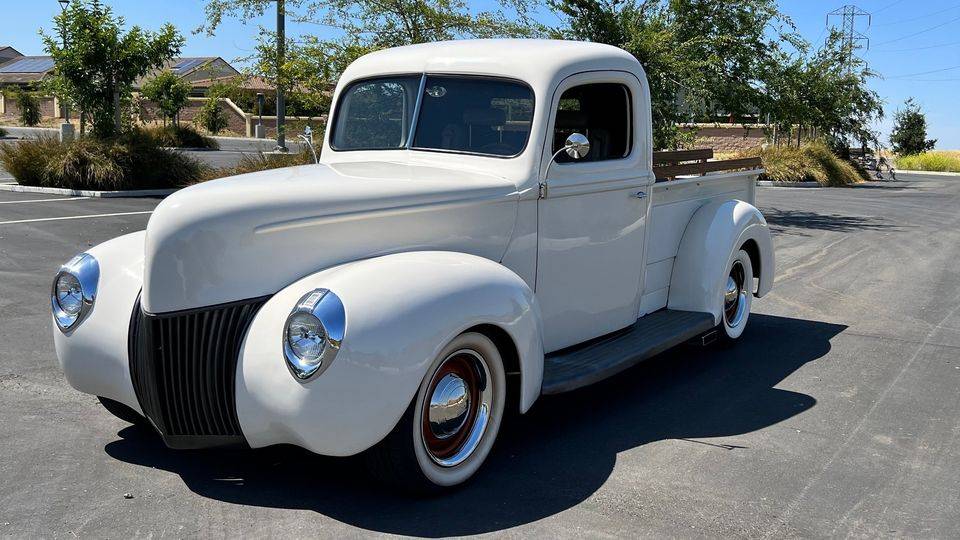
[897,170,960,177]
[757,180,821,188]
[0,183,176,198]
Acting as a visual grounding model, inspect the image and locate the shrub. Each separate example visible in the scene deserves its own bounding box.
[15,89,42,127]
[141,70,190,125]
[895,151,960,172]
[0,135,209,191]
[138,125,219,149]
[0,127,7,137]
[198,151,314,183]
[194,97,229,135]
[742,141,866,186]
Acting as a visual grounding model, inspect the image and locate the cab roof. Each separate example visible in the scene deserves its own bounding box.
[338,39,644,92]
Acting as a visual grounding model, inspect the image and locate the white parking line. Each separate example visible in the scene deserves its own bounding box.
[0,210,153,226]
[0,197,90,204]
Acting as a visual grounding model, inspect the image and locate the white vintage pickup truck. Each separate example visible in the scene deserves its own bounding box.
[52,39,773,492]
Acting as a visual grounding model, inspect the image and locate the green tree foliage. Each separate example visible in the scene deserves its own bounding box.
[194,86,230,134]
[141,70,191,126]
[14,88,42,127]
[198,0,541,118]
[551,0,803,149]
[889,98,936,156]
[41,0,184,138]
[765,30,882,151]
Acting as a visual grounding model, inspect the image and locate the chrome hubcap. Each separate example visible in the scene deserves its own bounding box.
[428,373,471,440]
[421,349,492,468]
[724,261,747,328]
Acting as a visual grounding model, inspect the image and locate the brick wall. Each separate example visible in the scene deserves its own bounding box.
[138,97,248,135]
[684,124,768,154]
[1,95,58,122]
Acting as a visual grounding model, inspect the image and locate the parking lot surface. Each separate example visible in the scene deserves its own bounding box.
[1,175,959,537]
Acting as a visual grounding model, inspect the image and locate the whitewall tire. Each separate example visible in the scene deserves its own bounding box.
[720,249,753,342]
[364,332,506,494]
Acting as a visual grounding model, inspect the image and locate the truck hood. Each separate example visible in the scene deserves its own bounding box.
[142,161,519,313]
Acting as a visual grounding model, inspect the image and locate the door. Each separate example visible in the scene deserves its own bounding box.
[536,72,653,353]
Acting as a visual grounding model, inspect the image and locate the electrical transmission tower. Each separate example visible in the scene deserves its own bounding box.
[827,5,871,72]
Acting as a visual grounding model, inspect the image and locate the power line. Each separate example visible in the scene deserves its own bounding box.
[874,39,960,53]
[873,0,909,14]
[886,64,960,79]
[874,3,960,27]
[873,13,960,46]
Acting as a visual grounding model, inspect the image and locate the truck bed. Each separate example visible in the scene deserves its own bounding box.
[639,170,759,316]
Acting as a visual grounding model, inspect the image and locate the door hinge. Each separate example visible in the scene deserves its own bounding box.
[538,182,548,199]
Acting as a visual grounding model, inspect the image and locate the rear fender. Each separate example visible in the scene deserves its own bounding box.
[668,200,774,325]
[235,251,543,456]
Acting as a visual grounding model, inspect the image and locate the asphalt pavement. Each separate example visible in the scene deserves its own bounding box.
[0,174,958,537]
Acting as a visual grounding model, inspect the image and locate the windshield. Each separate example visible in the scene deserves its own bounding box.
[331,75,534,157]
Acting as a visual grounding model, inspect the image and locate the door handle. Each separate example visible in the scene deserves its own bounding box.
[630,191,647,199]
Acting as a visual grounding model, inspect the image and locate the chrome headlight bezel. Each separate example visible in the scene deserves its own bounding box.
[51,253,100,333]
[283,288,345,381]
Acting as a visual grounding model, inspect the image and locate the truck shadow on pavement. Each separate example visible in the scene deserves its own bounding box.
[762,208,894,235]
[105,313,845,536]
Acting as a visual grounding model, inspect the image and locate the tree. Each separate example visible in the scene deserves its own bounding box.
[41,0,184,138]
[890,98,936,156]
[141,70,191,126]
[194,85,230,134]
[549,0,802,149]
[197,0,542,118]
[14,88,42,127]
[762,30,882,150]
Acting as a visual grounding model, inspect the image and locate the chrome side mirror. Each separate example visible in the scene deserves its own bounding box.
[563,132,590,159]
[541,132,591,186]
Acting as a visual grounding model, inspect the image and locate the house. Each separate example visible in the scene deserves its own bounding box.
[0,52,240,92]
[0,55,52,87]
[0,46,22,66]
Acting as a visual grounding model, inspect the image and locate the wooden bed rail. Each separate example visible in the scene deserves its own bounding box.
[653,149,762,181]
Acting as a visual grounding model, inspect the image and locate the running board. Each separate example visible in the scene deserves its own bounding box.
[541,309,716,395]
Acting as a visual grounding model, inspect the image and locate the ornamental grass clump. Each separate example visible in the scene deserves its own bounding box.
[741,142,866,186]
[895,152,960,173]
[139,125,219,150]
[0,134,209,191]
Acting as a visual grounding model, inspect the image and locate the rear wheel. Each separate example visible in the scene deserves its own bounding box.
[97,396,146,426]
[364,332,506,494]
[719,249,754,343]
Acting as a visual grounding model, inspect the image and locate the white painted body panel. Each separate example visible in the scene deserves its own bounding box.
[143,161,519,313]
[52,40,775,458]
[54,231,145,415]
[235,252,542,455]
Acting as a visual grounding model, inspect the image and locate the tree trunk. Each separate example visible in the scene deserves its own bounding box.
[113,91,121,134]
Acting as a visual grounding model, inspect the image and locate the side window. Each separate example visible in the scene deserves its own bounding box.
[553,83,632,163]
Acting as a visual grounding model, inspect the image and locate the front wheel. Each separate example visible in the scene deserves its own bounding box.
[364,332,506,494]
[719,249,754,343]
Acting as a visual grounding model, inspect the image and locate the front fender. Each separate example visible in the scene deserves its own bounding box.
[235,251,543,456]
[668,200,774,325]
[54,231,145,414]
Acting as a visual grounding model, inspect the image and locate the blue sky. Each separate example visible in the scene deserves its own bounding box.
[3,0,959,147]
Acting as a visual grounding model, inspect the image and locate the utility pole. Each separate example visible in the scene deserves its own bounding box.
[275,0,288,152]
[827,5,871,73]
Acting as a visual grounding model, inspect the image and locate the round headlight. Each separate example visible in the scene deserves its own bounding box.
[283,288,345,381]
[55,272,84,316]
[286,311,327,364]
[51,253,99,332]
